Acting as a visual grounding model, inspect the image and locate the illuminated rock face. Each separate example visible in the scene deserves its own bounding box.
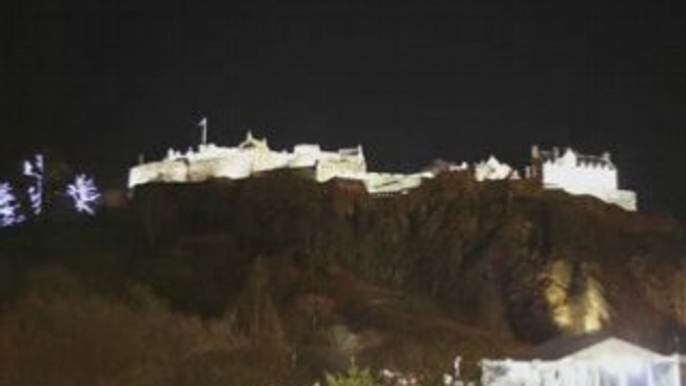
[541,260,609,334]
[527,146,637,211]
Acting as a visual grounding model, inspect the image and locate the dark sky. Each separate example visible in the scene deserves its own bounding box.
[1,1,685,217]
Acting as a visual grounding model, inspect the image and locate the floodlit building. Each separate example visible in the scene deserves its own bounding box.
[128,131,366,188]
[526,146,637,211]
[361,172,433,195]
[482,335,681,386]
[474,155,520,182]
[127,127,639,208]
[128,131,436,195]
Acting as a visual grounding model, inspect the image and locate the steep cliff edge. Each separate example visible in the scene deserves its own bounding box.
[130,172,686,346]
[1,171,684,384]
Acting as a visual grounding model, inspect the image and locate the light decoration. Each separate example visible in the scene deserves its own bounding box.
[66,174,101,215]
[0,182,25,227]
[23,154,44,216]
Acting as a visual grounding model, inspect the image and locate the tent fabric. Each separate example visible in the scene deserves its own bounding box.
[481,357,681,386]
[520,334,664,361]
[569,337,665,361]
[483,335,681,386]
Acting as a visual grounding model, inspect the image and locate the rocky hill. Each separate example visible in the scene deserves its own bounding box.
[1,171,684,386]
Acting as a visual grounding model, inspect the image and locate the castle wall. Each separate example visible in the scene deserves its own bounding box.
[129,135,368,189]
[187,155,252,181]
[474,156,517,181]
[315,156,366,182]
[362,173,426,194]
[186,144,236,161]
[290,144,321,168]
[128,160,188,188]
[528,147,637,211]
[541,162,618,193]
[595,189,637,211]
[539,160,636,210]
[129,137,638,210]
[252,149,291,173]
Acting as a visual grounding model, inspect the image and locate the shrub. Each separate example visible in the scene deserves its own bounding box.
[324,366,383,386]
[0,268,247,386]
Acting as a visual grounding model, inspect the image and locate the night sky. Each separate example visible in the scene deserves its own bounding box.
[1,1,685,217]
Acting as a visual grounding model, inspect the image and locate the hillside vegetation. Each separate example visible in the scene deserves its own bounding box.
[1,171,684,386]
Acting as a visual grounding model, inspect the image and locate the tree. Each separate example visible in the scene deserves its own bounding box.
[23,154,44,216]
[66,174,101,215]
[0,182,25,227]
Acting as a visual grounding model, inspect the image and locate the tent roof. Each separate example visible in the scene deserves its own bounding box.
[570,337,665,361]
[520,334,665,361]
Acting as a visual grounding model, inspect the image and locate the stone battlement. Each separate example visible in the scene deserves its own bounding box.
[128,133,637,210]
[526,145,635,210]
[129,131,367,189]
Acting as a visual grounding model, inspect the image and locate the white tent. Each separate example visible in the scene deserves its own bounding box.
[481,336,681,386]
[568,337,666,361]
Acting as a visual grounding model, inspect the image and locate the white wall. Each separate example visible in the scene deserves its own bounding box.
[540,162,637,210]
[187,156,252,181]
[128,160,188,188]
[129,137,369,188]
[542,162,618,193]
[316,156,366,182]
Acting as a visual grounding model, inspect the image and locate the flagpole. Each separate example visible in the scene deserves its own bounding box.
[200,117,208,145]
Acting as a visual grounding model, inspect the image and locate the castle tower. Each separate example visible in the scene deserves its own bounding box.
[526,145,636,211]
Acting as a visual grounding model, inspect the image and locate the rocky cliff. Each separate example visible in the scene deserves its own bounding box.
[1,171,684,385]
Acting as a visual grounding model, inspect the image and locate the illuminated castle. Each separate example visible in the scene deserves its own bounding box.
[128,129,637,210]
[129,131,365,186]
[128,131,430,194]
[525,145,637,211]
